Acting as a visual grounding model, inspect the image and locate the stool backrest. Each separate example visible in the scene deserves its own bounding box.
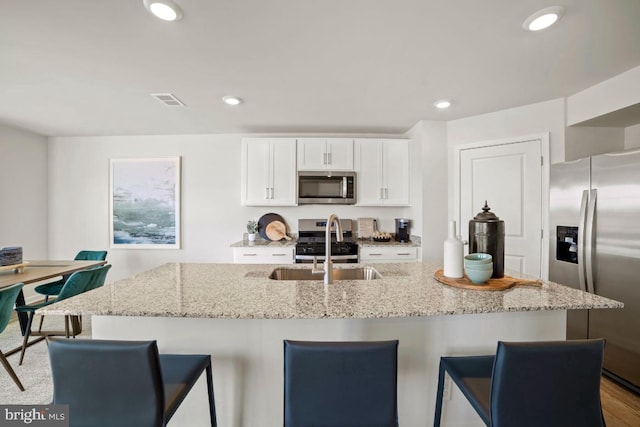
[48,338,164,427]
[85,264,112,291]
[490,339,605,427]
[56,268,100,301]
[74,250,108,261]
[284,340,399,427]
[0,283,23,334]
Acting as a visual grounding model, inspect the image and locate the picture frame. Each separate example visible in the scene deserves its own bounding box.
[109,157,181,249]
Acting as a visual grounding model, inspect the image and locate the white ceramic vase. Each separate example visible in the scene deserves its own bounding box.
[443,220,464,278]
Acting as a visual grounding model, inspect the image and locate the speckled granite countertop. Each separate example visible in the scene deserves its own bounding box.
[230,237,421,248]
[357,239,421,248]
[38,262,622,319]
[230,239,296,248]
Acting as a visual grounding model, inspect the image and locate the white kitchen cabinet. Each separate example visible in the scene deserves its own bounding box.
[297,138,354,170]
[233,247,295,264]
[359,246,418,263]
[242,138,297,206]
[356,139,410,206]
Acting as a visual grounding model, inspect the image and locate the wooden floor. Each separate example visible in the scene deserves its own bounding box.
[601,376,640,426]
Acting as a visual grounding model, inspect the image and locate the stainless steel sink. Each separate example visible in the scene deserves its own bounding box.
[269,267,381,281]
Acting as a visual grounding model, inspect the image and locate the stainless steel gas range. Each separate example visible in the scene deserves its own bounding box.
[295,218,359,263]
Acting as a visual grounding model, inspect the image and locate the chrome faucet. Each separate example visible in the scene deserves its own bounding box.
[324,214,343,284]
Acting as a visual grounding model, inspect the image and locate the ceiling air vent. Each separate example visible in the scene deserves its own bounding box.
[151,93,185,107]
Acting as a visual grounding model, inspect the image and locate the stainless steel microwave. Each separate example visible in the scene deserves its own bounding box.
[297,171,356,205]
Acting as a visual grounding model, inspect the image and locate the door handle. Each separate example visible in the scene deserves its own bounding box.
[577,190,588,292]
[585,189,597,294]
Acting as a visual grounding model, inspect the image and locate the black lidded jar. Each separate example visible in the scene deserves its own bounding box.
[468,201,504,278]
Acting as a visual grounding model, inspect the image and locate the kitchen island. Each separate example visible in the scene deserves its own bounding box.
[40,262,621,427]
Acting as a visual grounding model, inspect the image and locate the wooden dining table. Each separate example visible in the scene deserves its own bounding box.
[0,260,106,354]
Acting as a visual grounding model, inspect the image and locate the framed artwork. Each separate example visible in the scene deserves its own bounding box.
[109,157,181,249]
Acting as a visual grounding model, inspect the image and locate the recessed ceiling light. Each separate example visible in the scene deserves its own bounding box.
[223,96,243,106]
[523,6,564,31]
[434,100,451,109]
[143,0,183,22]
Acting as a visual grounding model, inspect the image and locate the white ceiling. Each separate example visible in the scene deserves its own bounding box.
[2,0,640,137]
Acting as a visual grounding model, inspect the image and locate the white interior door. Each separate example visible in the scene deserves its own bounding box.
[459,139,543,277]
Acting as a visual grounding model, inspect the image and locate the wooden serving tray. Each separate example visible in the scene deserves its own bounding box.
[434,269,542,291]
[0,262,29,274]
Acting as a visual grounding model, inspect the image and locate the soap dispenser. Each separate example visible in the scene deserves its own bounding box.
[444,220,464,278]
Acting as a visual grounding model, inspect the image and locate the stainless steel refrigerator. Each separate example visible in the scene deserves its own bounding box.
[550,149,640,393]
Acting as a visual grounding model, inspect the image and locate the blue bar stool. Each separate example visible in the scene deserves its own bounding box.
[284,339,399,427]
[48,338,217,427]
[434,339,606,427]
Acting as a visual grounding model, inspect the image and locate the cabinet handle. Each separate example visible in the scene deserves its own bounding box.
[385,188,389,199]
[369,253,382,256]
[328,152,332,164]
[380,188,384,199]
[323,153,327,165]
[397,253,412,256]
[270,188,274,199]
[272,253,287,257]
[243,253,257,257]
[265,187,269,199]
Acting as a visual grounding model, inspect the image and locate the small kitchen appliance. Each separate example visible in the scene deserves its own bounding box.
[295,219,358,263]
[394,218,411,243]
[468,202,504,278]
[297,171,356,205]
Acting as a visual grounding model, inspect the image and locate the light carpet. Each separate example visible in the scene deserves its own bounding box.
[0,315,91,404]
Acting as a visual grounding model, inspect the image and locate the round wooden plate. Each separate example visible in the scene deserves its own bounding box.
[258,213,286,241]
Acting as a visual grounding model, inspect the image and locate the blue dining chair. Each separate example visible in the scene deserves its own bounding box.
[47,338,217,427]
[34,250,108,302]
[284,340,399,427]
[434,339,606,427]
[15,264,111,365]
[0,283,25,391]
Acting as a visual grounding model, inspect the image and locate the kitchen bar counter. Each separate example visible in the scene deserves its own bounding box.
[39,261,619,318]
[37,262,622,427]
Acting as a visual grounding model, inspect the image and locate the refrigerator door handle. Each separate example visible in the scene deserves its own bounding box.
[585,189,597,294]
[577,190,589,292]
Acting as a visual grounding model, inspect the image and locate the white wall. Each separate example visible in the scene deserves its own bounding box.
[405,120,447,261]
[626,123,640,149]
[0,122,48,259]
[48,134,414,282]
[565,126,625,160]
[567,65,640,126]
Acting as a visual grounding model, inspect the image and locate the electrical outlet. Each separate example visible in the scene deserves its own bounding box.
[443,375,453,400]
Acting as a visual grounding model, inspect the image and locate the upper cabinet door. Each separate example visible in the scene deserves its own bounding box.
[355,139,410,206]
[326,138,354,170]
[270,138,298,206]
[297,138,327,170]
[297,138,354,170]
[242,138,297,206]
[355,139,384,205]
[382,139,410,206]
[242,138,272,206]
